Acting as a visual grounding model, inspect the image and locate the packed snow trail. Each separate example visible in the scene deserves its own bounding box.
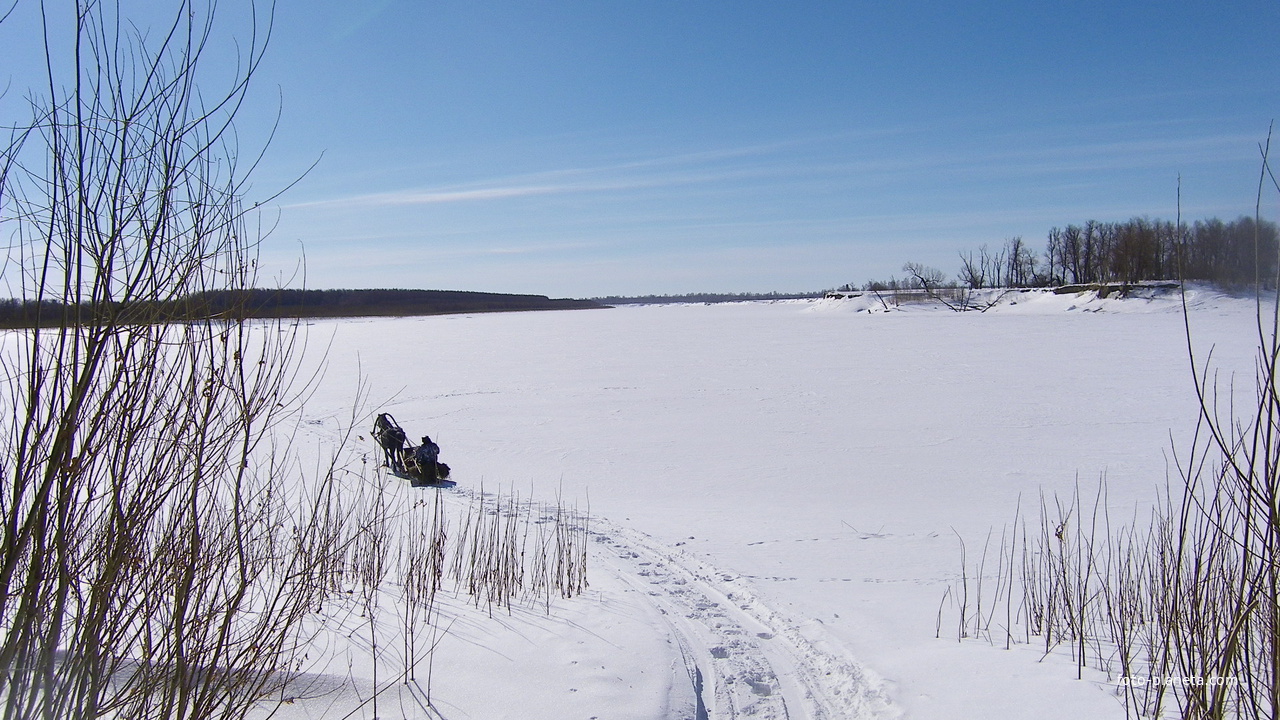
[592,517,899,720]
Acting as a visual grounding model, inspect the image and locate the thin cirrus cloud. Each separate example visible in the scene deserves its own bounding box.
[306,184,568,208]
[283,166,771,211]
[279,135,870,212]
[283,125,1259,215]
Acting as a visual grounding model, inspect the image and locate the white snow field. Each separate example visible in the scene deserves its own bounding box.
[282,286,1264,720]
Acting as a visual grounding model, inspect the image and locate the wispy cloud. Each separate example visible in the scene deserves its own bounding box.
[283,123,1255,215]
[280,136,844,211]
[288,184,568,209]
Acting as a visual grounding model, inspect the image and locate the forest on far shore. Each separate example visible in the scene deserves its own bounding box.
[0,288,605,328]
[849,215,1279,291]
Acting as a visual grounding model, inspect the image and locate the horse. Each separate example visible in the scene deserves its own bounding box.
[372,413,407,472]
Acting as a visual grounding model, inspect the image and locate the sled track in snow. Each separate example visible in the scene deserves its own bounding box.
[592,520,899,720]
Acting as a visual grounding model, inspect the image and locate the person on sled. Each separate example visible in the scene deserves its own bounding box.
[413,435,441,479]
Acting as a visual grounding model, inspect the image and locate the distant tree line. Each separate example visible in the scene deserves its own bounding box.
[846,215,1279,291]
[595,291,823,305]
[0,288,604,328]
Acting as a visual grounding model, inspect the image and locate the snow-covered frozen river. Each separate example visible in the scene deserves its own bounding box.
[286,288,1261,719]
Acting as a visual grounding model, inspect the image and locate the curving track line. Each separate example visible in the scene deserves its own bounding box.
[592,519,900,720]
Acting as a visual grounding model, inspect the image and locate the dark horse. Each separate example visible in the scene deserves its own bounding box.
[372,413,407,472]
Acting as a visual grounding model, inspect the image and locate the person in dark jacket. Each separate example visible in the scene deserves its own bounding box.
[414,435,440,479]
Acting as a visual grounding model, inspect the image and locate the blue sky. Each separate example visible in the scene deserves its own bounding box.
[6,1,1280,297]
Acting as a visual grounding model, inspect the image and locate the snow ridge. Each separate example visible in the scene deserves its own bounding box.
[594,519,899,720]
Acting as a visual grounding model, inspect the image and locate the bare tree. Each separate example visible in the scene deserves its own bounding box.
[0,2,351,718]
[1060,224,1084,283]
[903,261,971,311]
[958,250,986,289]
[902,261,947,290]
[980,243,1005,288]
[1044,228,1063,286]
[1002,236,1040,287]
